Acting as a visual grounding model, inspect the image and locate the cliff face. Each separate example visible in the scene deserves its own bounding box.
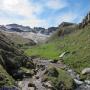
[0,31,35,87]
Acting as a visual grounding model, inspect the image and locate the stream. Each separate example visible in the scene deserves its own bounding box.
[18,58,90,90]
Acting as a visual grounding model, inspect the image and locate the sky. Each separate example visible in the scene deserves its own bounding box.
[0,0,90,28]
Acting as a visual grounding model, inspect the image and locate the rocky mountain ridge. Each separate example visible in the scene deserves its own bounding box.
[0,24,57,35]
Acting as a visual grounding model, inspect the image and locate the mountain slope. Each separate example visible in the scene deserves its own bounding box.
[0,31,35,87]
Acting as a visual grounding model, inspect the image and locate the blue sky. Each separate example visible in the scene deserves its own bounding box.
[0,0,90,28]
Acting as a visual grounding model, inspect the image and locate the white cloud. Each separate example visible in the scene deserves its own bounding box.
[0,0,78,28]
[0,0,43,17]
[46,0,68,9]
[0,0,46,27]
[18,17,49,28]
[0,18,12,25]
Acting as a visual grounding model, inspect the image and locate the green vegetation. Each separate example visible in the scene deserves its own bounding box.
[43,67,74,90]
[25,25,90,73]
[0,65,14,87]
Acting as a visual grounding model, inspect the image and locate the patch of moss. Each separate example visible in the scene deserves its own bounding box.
[44,67,75,90]
[0,65,15,87]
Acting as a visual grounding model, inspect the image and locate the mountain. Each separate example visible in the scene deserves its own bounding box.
[6,24,33,32]
[0,24,57,35]
[33,27,58,35]
[59,22,75,27]
[0,24,58,43]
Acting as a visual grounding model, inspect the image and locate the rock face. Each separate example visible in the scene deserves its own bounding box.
[79,11,90,28]
[6,24,33,32]
[1,24,57,35]
[0,31,35,87]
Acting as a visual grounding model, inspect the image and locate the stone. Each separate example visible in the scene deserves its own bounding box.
[28,83,35,87]
[85,80,90,85]
[74,79,84,85]
[43,81,53,89]
[29,87,35,90]
[35,75,39,79]
[81,68,90,75]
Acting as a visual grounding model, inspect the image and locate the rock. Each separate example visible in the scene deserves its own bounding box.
[35,75,39,79]
[59,52,70,58]
[29,87,35,90]
[67,69,76,78]
[74,79,84,85]
[43,81,53,89]
[28,83,36,87]
[49,59,58,63]
[85,80,90,85]
[81,68,90,75]
[0,87,18,90]
[76,84,90,90]
[0,77,4,81]
[18,81,23,88]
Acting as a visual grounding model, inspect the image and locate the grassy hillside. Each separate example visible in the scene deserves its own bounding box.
[25,25,90,73]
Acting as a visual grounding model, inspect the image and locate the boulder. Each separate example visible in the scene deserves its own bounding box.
[74,79,84,85]
[81,68,90,75]
[85,80,90,85]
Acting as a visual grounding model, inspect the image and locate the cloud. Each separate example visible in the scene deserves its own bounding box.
[0,0,46,27]
[46,0,68,10]
[0,0,43,17]
[0,0,89,28]
[19,17,49,28]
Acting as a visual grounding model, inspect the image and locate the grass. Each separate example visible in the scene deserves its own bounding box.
[25,25,90,73]
[25,42,60,59]
[0,65,15,87]
[44,67,74,90]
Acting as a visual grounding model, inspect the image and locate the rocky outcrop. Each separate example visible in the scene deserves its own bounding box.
[0,24,57,35]
[0,31,35,87]
[81,68,90,75]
